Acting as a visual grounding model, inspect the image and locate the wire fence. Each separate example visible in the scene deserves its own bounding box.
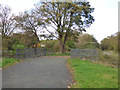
[3,48,66,58]
[71,49,98,61]
[16,48,46,59]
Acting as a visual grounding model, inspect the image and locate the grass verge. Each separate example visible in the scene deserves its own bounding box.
[67,59,118,88]
[98,50,118,67]
[0,58,20,68]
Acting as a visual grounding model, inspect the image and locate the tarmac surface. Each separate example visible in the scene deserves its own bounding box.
[2,56,72,88]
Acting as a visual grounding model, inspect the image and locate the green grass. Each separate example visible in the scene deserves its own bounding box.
[47,53,70,56]
[67,59,118,88]
[0,58,20,68]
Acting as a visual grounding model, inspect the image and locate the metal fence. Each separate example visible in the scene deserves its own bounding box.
[16,48,46,58]
[71,49,98,61]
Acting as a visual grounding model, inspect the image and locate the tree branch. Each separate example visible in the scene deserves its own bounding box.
[44,26,58,39]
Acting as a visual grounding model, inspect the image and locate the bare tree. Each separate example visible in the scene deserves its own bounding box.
[15,10,45,45]
[0,4,16,39]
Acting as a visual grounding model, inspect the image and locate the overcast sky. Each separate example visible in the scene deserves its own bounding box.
[0,0,119,43]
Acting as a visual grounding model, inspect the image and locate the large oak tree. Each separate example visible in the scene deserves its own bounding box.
[35,1,94,53]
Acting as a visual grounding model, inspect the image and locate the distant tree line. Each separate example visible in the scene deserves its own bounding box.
[100,32,119,52]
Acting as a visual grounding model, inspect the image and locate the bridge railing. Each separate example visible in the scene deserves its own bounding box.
[16,48,46,59]
[71,49,98,61]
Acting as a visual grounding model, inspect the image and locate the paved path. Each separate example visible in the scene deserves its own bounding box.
[2,56,72,88]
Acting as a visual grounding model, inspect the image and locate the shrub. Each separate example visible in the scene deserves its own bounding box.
[103,54,111,59]
[12,44,25,52]
[98,50,118,66]
[8,50,16,58]
[66,41,76,51]
[53,41,60,52]
[40,40,58,53]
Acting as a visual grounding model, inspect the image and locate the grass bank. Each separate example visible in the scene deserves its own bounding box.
[0,58,20,68]
[67,59,118,88]
[98,49,118,67]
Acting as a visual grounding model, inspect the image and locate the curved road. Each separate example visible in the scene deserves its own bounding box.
[2,56,73,88]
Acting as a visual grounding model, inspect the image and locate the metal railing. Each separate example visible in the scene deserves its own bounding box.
[71,49,98,61]
[16,48,46,58]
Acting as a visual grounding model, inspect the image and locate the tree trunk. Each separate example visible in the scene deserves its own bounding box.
[34,32,39,54]
[34,32,40,43]
[34,32,40,51]
[62,44,65,53]
[59,38,65,53]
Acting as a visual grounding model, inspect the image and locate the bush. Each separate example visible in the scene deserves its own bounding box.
[98,50,118,66]
[8,50,16,58]
[66,41,76,51]
[53,41,60,52]
[40,40,59,53]
[103,54,111,59]
[12,44,25,52]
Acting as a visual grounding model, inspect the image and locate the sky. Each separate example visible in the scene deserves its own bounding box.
[0,0,119,43]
